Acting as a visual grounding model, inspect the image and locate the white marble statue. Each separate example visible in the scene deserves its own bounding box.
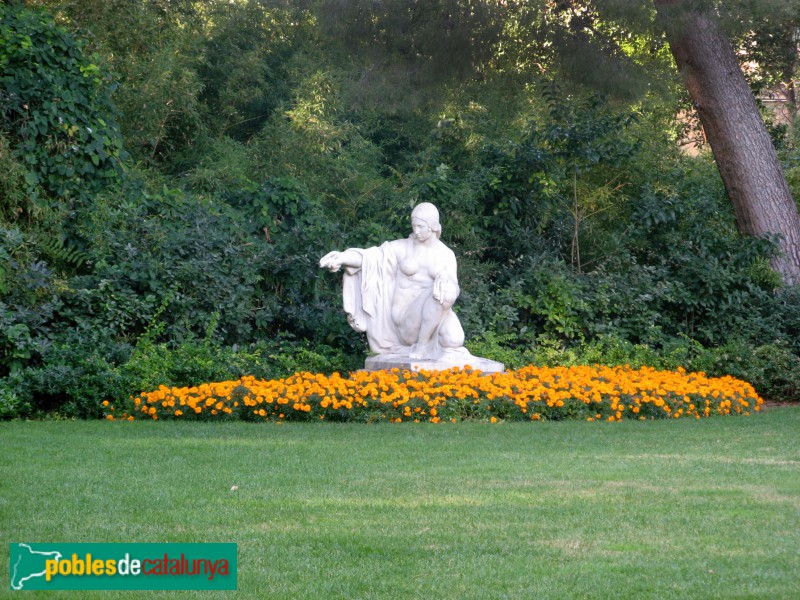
[320,203,503,372]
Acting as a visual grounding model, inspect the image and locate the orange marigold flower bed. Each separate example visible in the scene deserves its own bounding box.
[104,365,763,423]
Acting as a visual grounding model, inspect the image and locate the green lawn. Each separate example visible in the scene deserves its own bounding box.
[2,408,799,599]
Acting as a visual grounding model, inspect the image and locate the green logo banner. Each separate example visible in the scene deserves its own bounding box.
[9,543,237,590]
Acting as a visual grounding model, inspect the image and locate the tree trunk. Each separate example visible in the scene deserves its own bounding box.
[655,0,800,285]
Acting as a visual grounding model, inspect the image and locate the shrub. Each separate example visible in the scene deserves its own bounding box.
[124,333,361,396]
[1,324,363,419]
[465,331,536,371]
[0,377,29,419]
[687,339,800,403]
[67,179,268,344]
[468,332,799,403]
[0,3,124,203]
[10,330,130,418]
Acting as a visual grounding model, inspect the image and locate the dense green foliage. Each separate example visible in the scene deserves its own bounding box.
[1,1,798,418]
[0,3,124,206]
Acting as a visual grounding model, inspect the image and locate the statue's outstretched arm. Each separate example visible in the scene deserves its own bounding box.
[319,249,363,272]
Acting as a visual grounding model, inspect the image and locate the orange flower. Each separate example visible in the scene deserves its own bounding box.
[126,364,761,424]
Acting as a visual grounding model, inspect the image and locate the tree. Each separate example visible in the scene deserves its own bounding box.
[314,0,800,282]
[654,0,800,285]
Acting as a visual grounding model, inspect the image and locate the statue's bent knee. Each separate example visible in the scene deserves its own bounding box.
[439,312,465,348]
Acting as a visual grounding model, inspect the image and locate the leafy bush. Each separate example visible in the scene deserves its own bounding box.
[124,331,360,396]
[0,378,29,420]
[5,325,129,418]
[688,340,800,403]
[67,178,267,343]
[0,3,124,203]
[468,331,798,403]
[0,325,362,419]
[0,225,61,378]
[0,132,27,222]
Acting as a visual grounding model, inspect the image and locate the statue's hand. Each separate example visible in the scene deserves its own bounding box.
[433,274,445,304]
[433,273,459,305]
[319,251,342,272]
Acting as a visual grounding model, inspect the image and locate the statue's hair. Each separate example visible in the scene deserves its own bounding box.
[411,202,441,238]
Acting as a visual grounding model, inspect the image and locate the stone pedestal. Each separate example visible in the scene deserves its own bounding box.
[363,349,504,374]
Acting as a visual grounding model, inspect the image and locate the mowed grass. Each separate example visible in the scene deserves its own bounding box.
[1,408,799,599]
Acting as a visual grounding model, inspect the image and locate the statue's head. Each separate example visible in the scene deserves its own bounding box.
[411,202,441,239]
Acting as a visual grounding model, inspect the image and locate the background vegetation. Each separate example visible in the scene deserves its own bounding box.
[1,0,799,418]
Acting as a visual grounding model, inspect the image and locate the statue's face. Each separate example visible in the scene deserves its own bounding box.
[411,217,433,242]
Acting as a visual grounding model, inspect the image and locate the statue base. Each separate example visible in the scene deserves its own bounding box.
[363,349,504,374]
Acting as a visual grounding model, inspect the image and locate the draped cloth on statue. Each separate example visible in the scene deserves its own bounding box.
[320,202,505,373]
[342,242,404,354]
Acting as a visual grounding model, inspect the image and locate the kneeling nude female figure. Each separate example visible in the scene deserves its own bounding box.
[320,203,466,360]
